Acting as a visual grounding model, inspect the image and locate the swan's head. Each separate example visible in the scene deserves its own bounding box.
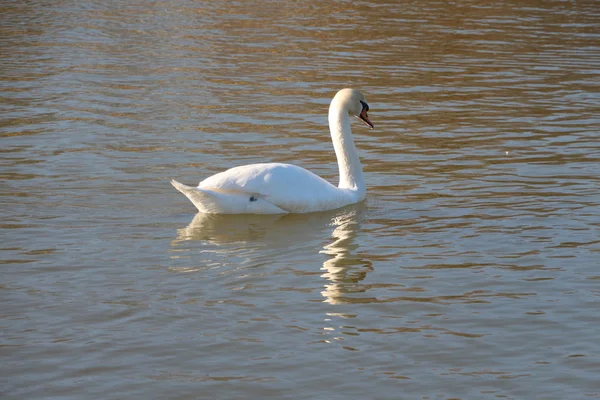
[332,88,374,129]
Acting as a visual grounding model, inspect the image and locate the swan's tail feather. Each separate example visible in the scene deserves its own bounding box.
[171,179,288,214]
[170,179,224,214]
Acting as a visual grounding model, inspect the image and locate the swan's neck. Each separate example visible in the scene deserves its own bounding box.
[328,105,365,198]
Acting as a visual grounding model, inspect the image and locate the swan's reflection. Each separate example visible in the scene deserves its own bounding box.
[171,204,372,305]
[173,213,286,244]
[319,208,373,305]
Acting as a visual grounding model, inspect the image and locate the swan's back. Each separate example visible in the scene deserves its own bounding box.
[199,163,355,213]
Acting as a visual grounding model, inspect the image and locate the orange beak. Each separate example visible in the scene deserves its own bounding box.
[359,107,374,129]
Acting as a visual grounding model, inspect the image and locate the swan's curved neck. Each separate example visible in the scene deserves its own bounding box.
[328,103,365,198]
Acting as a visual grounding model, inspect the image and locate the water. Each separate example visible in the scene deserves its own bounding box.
[2,0,599,398]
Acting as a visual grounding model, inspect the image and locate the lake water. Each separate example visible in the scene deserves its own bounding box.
[2,0,599,399]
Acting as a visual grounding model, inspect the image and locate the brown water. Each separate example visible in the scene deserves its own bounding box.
[2,0,600,399]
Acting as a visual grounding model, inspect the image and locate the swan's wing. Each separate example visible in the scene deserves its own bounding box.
[198,163,350,213]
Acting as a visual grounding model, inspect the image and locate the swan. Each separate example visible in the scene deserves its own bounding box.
[171,88,374,214]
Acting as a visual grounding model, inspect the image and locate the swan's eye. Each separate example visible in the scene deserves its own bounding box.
[360,100,369,112]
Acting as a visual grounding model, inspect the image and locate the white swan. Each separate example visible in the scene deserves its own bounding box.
[171,88,374,214]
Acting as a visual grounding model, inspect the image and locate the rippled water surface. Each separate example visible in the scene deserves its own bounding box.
[2,0,600,398]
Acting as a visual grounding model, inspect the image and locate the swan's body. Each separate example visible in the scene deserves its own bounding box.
[171,88,374,214]
[172,163,360,214]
